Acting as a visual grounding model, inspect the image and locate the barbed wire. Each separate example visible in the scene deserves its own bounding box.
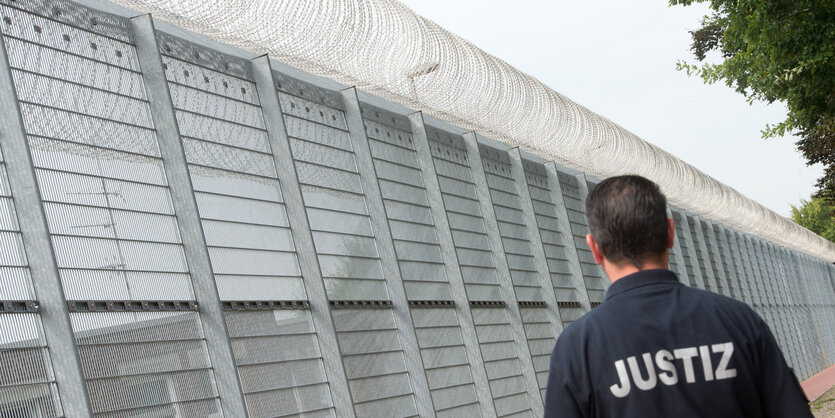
[110,0,835,261]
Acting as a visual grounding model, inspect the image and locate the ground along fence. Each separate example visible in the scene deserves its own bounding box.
[0,0,833,417]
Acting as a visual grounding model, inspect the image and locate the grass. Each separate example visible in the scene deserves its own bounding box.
[813,397,835,411]
[811,386,835,418]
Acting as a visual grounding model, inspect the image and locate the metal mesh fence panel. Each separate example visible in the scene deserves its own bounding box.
[712,224,739,299]
[332,308,418,417]
[522,163,587,328]
[273,75,424,416]
[481,149,541,303]
[518,306,556,401]
[362,104,448,301]
[157,33,307,302]
[224,309,336,417]
[105,0,835,264]
[687,215,716,293]
[0,137,64,418]
[471,307,533,418]
[410,307,482,416]
[672,211,700,288]
[428,128,502,302]
[276,76,388,301]
[0,1,833,415]
[0,2,225,415]
[558,173,606,304]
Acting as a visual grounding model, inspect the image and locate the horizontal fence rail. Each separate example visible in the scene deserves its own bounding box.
[0,0,832,417]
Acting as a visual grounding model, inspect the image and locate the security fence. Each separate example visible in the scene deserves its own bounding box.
[0,0,833,417]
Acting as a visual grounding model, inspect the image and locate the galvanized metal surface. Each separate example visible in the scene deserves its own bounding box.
[130,15,248,416]
[464,132,544,417]
[0,24,92,418]
[341,88,435,417]
[410,112,498,418]
[0,1,832,417]
[545,162,592,314]
[251,55,357,418]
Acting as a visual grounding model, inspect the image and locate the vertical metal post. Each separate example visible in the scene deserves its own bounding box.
[780,245,808,375]
[738,233,776,331]
[811,258,830,366]
[736,233,765,313]
[784,251,817,377]
[130,15,247,416]
[713,224,742,300]
[787,247,818,376]
[828,262,835,296]
[690,215,718,292]
[802,253,827,371]
[252,56,356,417]
[676,211,706,289]
[726,230,754,305]
[766,243,805,376]
[508,148,564,334]
[824,262,835,363]
[784,249,811,378]
[755,240,783,336]
[341,88,434,417]
[727,228,755,305]
[544,163,591,313]
[750,238,791,354]
[409,112,497,417]
[703,220,731,297]
[0,28,93,417]
[825,262,835,362]
[463,132,544,416]
[667,206,688,282]
[810,256,828,370]
[574,172,609,290]
[791,252,825,372]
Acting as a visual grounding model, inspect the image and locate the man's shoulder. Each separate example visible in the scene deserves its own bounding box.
[674,285,768,337]
[682,285,757,314]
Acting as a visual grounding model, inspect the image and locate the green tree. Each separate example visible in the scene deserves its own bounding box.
[670,0,835,202]
[790,197,835,243]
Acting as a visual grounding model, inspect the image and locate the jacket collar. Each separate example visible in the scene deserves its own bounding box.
[604,268,681,301]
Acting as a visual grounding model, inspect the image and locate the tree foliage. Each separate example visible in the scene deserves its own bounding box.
[671,0,835,202]
[790,197,835,243]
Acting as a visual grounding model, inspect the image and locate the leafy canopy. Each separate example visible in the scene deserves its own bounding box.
[791,197,835,243]
[670,0,835,201]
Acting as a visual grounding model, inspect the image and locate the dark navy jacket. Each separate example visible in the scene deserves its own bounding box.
[544,269,812,418]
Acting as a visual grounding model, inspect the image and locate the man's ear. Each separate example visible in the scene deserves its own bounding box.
[586,234,604,265]
[667,218,675,250]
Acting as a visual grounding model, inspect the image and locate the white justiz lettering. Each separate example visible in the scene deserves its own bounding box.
[609,342,738,398]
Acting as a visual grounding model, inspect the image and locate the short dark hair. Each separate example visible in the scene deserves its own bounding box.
[585,175,669,267]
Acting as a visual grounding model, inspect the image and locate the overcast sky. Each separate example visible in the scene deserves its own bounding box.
[398,0,822,218]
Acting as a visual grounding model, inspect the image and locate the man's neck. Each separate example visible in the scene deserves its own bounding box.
[603,258,668,284]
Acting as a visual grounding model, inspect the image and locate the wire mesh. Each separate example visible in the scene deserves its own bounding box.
[471,307,533,417]
[158,32,308,302]
[522,167,586,325]
[558,173,606,303]
[428,128,504,302]
[277,76,390,301]
[103,0,835,263]
[481,149,543,303]
[0,128,63,418]
[0,3,226,415]
[224,310,337,417]
[410,307,481,416]
[332,308,419,417]
[362,104,452,301]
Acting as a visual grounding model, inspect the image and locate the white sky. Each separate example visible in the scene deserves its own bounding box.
[398,0,822,218]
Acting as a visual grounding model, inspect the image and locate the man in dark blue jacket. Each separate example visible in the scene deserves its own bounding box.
[544,175,812,417]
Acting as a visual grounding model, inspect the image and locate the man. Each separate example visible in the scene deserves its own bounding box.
[544,175,812,417]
